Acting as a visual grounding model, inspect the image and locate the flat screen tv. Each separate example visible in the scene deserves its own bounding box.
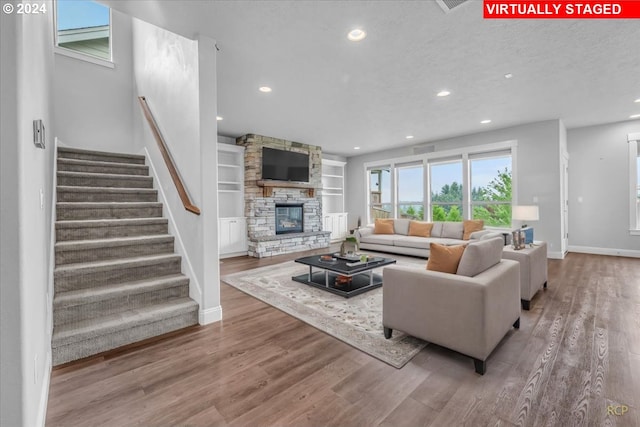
[262,147,309,182]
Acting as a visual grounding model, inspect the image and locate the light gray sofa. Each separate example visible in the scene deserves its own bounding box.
[382,237,521,374]
[355,219,501,258]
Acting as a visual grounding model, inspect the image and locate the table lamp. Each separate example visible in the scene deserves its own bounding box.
[512,205,539,248]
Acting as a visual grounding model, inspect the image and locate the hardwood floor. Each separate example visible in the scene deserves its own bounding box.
[46,250,640,426]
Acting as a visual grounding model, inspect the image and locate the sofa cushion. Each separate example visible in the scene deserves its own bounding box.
[431,222,444,237]
[394,218,411,235]
[393,236,431,249]
[456,237,504,277]
[441,222,464,239]
[374,219,394,234]
[359,233,397,245]
[463,220,484,240]
[408,221,433,237]
[426,243,466,274]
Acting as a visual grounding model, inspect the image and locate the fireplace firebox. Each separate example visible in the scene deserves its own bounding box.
[275,204,304,234]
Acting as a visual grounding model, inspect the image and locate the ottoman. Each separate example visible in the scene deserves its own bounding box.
[502,242,548,310]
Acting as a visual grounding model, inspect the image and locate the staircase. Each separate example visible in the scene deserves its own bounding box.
[52,147,199,366]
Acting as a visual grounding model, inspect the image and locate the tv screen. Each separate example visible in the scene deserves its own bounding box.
[262,147,309,182]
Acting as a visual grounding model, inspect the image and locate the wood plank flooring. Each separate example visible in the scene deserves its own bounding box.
[46,250,640,426]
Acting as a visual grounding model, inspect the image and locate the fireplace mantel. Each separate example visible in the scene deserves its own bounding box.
[257,180,317,197]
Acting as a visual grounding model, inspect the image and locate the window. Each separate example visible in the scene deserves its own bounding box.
[55,0,111,62]
[397,163,424,220]
[430,160,463,222]
[364,141,516,226]
[470,154,512,227]
[368,167,392,220]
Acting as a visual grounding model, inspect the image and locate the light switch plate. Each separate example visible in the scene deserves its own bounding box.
[33,119,45,149]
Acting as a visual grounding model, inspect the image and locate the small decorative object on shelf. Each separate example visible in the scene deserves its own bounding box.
[340,236,359,257]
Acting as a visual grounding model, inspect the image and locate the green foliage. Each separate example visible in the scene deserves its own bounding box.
[432,205,446,221]
[446,205,462,222]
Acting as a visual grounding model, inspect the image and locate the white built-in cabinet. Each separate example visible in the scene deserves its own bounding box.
[218,143,247,257]
[322,159,348,241]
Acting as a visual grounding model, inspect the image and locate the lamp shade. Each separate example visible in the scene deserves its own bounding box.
[512,205,539,221]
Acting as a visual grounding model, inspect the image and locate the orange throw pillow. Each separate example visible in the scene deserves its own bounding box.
[426,243,467,274]
[374,219,394,234]
[463,219,484,240]
[408,221,433,237]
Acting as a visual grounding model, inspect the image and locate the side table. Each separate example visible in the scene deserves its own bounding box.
[502,242,548,310]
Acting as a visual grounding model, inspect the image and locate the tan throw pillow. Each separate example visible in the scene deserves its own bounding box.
[374,219,394,234]
[426,243,467,274]
[463,220,484,240]
[408,221,434,237]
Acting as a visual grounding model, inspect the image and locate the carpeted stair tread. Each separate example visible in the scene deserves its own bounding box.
[57,171,154,188]
[58,147,146,164]
[52,298,198,346]
[56,202,163,220]
[57,186,158,202]
[55,234,175,265]
[53,274,191,326]
[55,253,181,274]
[55,218,169,241]
[54,274,189,308]
[56,234,174,251]
[57,158,149,175]
[56,217,168,230]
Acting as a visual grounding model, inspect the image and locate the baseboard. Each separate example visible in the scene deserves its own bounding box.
[199,305,222,325]
[220,251,248,259]
[568,245,640,259]
[36,354,52,427]
[547,251,565,260]
[144,148,203,304]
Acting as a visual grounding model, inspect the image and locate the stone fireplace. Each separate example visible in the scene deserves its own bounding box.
[236,134,331,258]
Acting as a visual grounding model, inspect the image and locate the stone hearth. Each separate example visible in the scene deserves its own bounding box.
[237,134,330,258]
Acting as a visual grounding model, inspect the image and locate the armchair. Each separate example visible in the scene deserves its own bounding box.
[382,237,521,374]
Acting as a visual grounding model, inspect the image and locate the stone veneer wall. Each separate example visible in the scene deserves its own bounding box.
[236,134,330,258]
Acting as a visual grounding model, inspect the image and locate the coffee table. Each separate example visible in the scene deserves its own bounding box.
[293,254,396,298]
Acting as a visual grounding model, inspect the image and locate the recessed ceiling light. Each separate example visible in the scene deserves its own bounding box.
[504,73,513,79]
[347,29,366,42]
[631,113,640,119]
[353,146,361,150]
[480,119,492,124]
[437,90,451,97]
[216,116,223,121]
[635,98,640,103]
[259,86,272,93]
[405,135,414,139]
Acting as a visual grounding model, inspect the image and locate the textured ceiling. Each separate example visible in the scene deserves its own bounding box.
[103,1,640,156]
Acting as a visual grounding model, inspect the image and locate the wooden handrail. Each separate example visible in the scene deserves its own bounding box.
[138,96,200,215]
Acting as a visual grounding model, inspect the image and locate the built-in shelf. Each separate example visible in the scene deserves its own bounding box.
[322,158,348,241]
[218,163,241,169]
[218,143,247,257]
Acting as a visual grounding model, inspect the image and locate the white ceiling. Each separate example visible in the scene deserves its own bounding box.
[104,1,640,157]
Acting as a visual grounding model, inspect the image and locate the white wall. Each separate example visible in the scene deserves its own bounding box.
[132,19,221,323]
[53,9,136,153]
[1,2,55,426]
[567,120,640,256]
[345,120,564,257]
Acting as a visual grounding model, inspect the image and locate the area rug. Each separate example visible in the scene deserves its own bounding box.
[221,258,428,368]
